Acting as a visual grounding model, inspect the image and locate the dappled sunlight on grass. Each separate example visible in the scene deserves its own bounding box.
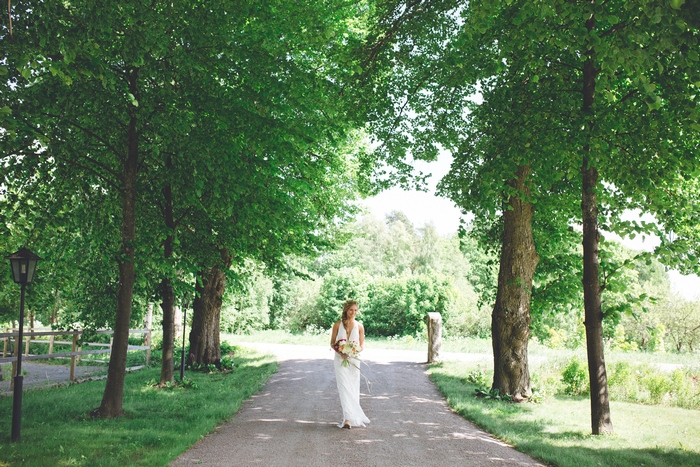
[429,359,700,467]
[0,347,277,467]
[138,384,182,397]
[235,355,278,367]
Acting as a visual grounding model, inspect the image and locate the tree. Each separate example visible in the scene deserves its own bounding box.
[358,0,549,401]
[175,0,366,367]
[659,297,700,352]
[2,0,362,413]
[358,0,699,433]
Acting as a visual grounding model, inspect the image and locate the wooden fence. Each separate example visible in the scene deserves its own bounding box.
[0,328,151,386]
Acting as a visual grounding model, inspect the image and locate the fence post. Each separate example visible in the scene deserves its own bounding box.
[24,327,31,356]
[3,328,8,357]
[145,329,151,365]
[70,333,78,382]
[49,334,55,355]
[427,312,442,363]
[145,304,153,366]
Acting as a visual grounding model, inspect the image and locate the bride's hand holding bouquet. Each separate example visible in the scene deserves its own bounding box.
[333,338,361,367]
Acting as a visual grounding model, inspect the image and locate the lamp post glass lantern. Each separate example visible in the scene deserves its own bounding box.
[7,248,42,442]
[9,248,41,285]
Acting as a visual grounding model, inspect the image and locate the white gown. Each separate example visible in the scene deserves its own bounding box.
[334,322,370,427]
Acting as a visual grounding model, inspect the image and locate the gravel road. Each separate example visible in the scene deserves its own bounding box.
[171,344,543,467]
[0,362,106,395]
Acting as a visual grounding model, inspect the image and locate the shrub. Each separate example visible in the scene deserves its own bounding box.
[561,357,589,396]
[221,303,269,334]
[269,276,323,332]
[607,361,641,402]
[544,325,567,349]
[316,267,370,329]
[221,271,273,334]
[465,368,488,387]
[610,323,639,352]
[361,274,454,337]
[669,368,700,410]
[647,324,666,353]
[606,362,700,409]
[644,372,672,404]
[531,360,566,398]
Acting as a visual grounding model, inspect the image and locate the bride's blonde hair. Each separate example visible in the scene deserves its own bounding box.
[341,300,358,325]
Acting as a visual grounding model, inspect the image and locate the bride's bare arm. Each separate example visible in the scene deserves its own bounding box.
[359,323,365,351]
[330,321,340,348]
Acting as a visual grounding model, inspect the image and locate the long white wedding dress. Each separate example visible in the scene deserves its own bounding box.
[334,322,370,428]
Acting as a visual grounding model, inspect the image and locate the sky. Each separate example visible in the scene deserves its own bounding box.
[358,152,700,302]
[361,150,463,236]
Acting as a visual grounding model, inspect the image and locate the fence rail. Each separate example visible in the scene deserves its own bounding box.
[0,328,151,386]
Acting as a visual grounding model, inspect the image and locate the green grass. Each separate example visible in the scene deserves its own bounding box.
[224,329,329,346]
[0,346,277,467]
[225,330,699,365]
[223,329,493,352]
[429,360,700,467]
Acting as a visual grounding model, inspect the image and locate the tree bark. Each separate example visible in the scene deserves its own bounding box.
[93,70,139,417]
[491,164,539,401]
[581,11,613,434]
[159,157,176,385]
[581,156,613,434]
[188,252,231,367]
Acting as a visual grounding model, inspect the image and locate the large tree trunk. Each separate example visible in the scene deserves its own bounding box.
[581,14,613,434]
[93,71,139,417]
[188,257,229,367]
[159,158,176,385]
[491,164,539,402]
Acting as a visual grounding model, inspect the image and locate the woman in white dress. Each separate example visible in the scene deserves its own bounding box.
[330,300,370,429]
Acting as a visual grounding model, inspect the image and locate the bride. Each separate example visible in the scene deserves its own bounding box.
[330,300,370,429]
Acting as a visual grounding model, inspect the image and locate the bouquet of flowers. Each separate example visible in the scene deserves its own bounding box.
[333,338,361,367]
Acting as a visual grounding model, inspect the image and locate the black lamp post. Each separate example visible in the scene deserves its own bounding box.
[180,295,191,382]
[7,248,41,443]
[180,305,187,381]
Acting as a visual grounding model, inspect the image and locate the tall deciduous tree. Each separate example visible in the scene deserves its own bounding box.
[358,0,546,401]
[3,1,365,391]
[175,0,365,367]
[358,0,699,433]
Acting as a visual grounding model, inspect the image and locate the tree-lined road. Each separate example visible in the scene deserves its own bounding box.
[171,345,542,467]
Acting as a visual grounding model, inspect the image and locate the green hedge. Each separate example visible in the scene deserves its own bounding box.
[361,274,454,337]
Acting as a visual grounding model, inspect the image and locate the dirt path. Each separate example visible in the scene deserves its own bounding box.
[171,344,543,467]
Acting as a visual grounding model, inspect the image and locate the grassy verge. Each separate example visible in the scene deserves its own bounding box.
[0,346,277,467]
[223,329,494,352]
[225,330,699,364]
[429,360,700,467]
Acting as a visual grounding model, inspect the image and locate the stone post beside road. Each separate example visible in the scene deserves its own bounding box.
[427,312,442,363]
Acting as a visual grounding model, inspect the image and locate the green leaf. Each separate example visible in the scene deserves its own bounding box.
[669,0,685,10]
